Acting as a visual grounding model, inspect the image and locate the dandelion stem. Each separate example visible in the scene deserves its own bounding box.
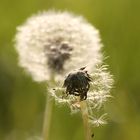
[43,93,54,140]
[43,75,55,140]
[80,100,92,140]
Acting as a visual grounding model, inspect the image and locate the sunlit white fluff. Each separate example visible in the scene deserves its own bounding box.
[15,10,102,82]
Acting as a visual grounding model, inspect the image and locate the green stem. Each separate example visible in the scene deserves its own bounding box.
[43,93,54,140]
[43,74,55,140]
[80,100,92,140]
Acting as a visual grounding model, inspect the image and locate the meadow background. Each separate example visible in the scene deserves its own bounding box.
[0,0,140,140]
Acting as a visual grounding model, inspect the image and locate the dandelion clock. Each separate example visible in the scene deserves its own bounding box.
[15,10,113,140]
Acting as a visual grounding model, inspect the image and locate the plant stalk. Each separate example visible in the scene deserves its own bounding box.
[43,74,55,140]
[80,100,92,140]
[43,93,54,140]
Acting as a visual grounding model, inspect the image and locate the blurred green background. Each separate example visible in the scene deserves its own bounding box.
[0,0,140,140]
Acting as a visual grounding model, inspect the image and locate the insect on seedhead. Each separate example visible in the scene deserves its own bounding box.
[63,67,91,101]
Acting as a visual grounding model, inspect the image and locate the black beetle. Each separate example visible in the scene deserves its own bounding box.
[63,67,91,100]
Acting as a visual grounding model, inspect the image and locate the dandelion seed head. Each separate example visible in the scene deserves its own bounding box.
[15,10,102,82]
[51,65,114,126]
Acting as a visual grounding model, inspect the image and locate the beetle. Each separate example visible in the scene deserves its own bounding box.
[63,67,91,100]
